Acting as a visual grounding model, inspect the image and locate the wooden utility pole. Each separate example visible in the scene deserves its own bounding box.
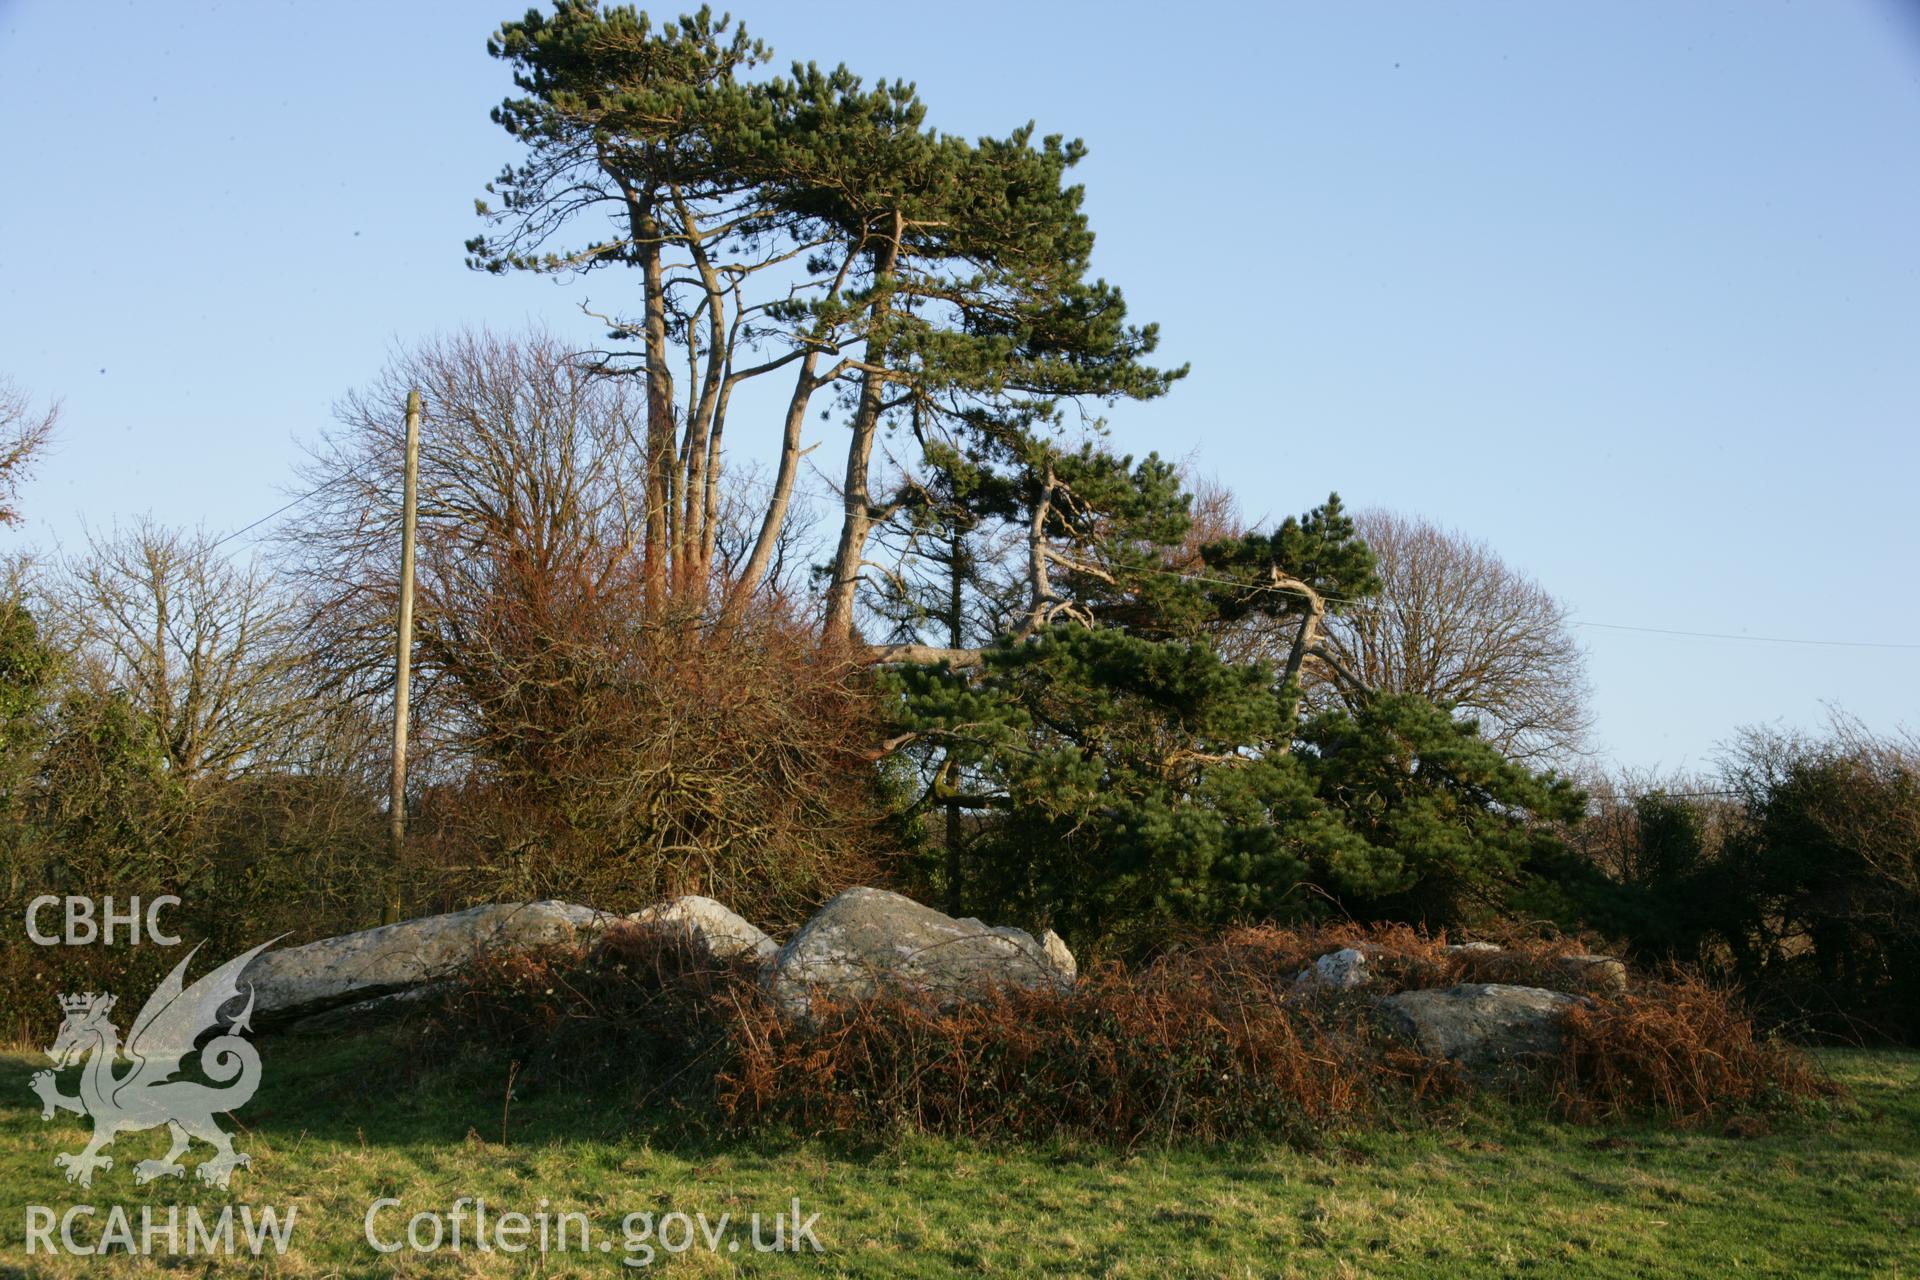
[383,389,422,925]
[944,520,965,914]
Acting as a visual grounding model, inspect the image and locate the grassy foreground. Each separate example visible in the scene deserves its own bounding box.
[0,1032,1914,1278]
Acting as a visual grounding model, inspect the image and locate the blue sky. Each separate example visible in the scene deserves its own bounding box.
[1,0,1915,772]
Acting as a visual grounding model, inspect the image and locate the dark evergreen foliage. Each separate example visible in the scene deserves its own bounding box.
[883,463,1587,954]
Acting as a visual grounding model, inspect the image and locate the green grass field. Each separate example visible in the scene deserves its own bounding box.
[0,1033,1914,1278]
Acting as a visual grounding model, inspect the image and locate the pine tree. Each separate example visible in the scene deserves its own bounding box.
[472,4,1183,629]
[883,472,1586,952]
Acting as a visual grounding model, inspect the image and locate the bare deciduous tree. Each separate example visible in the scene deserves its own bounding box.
[0,378,58,525]
[1317,509,1594,766]
[283,330,891,923]
[54,520,313,789]
[288,328,648,776]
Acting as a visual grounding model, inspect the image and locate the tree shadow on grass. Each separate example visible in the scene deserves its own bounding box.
[263,1023,812,1160]
[0,1021,809,1177]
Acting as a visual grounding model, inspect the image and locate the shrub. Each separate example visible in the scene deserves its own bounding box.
[403,610,899,932]
[1574,718,1920,1043]
[715,953,1443,1147]
[414,923,750,1114]
[1552,978,1835,1126]
[0,942,187,1047]
[407,923,1828,1147]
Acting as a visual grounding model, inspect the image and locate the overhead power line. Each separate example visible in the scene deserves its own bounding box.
[207,463,1920,653]
[208,485,333,549]
[208,466,368,550]
[1567,619,1920,651]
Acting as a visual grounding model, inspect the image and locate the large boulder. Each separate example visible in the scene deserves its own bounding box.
[1378,983,1582,1079]
[767,887,1073,1018]
[244,901,612,1021]
[626,895,778,963]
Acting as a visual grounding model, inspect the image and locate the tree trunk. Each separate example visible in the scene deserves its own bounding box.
[820,212,904,646]
[944,521,966,911]
[734,353,818,602]
[1274,570,1328,739]
[675,191,728,602]
[627,188,675,616]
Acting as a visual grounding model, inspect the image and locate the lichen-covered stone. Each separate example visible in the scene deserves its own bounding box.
[1040,929,1077,985]
[1378,983,1581,1079]
[627,895,778,963]
[1556,953,1629,994]
[1296,947,1371,990]
[244,901,611,1021]
[767,887,1074,1018]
